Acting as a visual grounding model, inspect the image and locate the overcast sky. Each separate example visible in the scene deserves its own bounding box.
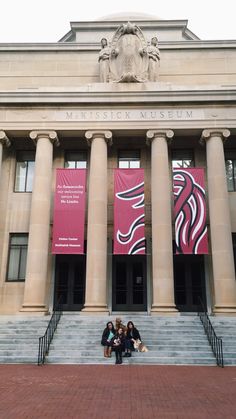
[0,0,235,43]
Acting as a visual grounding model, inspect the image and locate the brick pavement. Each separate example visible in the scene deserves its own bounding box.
[0,365,235,419]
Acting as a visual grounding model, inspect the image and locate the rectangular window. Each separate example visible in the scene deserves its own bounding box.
[7,234,28,281]
[225,157,236,192]
[232,234,236,274]
[14,152,35,192]
[118,150,140,168]
[65,152,87,169]
[172,150,194,169]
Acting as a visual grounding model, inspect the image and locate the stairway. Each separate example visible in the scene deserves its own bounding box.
[210,316,236,366]
[47,314,217,365]
[0,314,234,366]
[0,316,49,364]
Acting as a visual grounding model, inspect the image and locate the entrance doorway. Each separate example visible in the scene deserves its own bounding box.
[173,255,206,312]
[112,255,147,311]
[54,254,86,310]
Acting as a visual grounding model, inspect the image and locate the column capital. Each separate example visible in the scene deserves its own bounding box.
[200,128,230,145]
[0,131,11,147]
[85,130,112,146]
[146,129,174,146]
[29,130,60,147]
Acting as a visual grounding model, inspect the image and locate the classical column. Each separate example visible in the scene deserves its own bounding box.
[0,131,11,173]
[21,131,59,312]
[82,130,112,313]
[201,129,236,314]
[147,130,177,314]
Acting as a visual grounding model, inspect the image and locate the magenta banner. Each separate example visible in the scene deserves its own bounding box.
[52,169,86,254]
[114,169,145,255]
[173,168,208,254]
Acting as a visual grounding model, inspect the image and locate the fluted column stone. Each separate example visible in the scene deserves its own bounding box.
[201,129,236,314]
[147,130,177,314]
[82,130,112,313]
[0,131,11,174]
[21,131,59,312]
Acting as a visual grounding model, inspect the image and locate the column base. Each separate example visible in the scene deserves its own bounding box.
[20,304,49,314]
[213,304,236,315]
[81,304,109,315]
[151,304,179,316]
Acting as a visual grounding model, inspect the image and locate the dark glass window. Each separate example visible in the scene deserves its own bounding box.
[232,234,236,272]
[225,158,236,192]
[118,150,140,168]
[7,234,28,281]
[172,150,194,169]
[14,152,35,192]
[65,152,87,169]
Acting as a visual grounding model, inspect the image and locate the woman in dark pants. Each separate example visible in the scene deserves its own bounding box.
[124,321,141,357]
[111,327,125,364]
[101,321,115,358]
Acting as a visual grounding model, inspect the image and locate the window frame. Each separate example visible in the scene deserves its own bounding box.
[64,151,88,169]
[171,149,195,169]
[14,152,35,193]
[225,153,236,192]
[6,233,28,282]
[118,149,141,169]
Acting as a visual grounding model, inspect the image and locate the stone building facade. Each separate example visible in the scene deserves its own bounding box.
[0,12,236,315]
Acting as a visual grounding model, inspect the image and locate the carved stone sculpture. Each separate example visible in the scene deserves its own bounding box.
[98,23,160,83]
[147,37,160,82]
[98,38,111,82]
[109,21,148,83]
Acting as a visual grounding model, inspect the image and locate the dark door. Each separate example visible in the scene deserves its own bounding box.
[54,255,86,310]
[174,255,206,312]
[113,256,147,311]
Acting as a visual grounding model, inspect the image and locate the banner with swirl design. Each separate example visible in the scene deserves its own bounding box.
[173,168,208,254]
[114,169,145,254]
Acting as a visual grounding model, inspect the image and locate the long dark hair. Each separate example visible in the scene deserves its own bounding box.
[106,321,115,333]
[127,321,135,329]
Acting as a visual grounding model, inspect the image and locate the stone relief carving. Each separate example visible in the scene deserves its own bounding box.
[98,22,160,83]
[147,37,160,82]
[98,38,110,82]
[109,21,148,82]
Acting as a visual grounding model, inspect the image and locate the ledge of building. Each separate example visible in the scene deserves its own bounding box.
[0,83,236,104]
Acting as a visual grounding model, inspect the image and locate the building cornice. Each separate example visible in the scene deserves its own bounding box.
[0,40,236,52]
[61,20,199,40]
[0,87,236,104]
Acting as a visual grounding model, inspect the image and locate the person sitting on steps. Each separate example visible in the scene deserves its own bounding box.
[101,321,115,358]
[111,327,125,364]
[115,317,127,334]
[124,321,142,357]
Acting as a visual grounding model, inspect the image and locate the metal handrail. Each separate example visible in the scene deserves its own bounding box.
[38,297,63,365]
[197,298,224,368]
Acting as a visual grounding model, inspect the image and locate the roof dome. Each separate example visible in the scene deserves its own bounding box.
[97,11,161,21]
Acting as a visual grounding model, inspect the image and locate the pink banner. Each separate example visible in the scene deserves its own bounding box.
[52,169,86,254]
[114,169,145,255]
[173,168,208,254]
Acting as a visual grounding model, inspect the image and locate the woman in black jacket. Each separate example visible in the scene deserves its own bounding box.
[101,321,115,358]
[111,327,126,364]
[124,321,141,357]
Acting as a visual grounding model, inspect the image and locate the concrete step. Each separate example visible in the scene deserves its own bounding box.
[51,336,212,342]
[48,351,214,362]
[0,356,37,364]
[0,316,50,364]
[47,356,216,365]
